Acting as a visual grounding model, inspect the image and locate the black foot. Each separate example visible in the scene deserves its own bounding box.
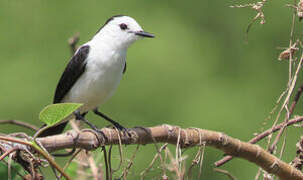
[107,120,131,138]
[116,126,131,138]
[86,128,109,143]
[74,111,108,142]
[93,109,131,137]
[111,121,126,131]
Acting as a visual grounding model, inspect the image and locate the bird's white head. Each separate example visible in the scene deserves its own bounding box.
[93,15,154,49]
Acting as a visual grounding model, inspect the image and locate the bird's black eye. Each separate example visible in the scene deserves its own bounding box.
[119,23,128,30]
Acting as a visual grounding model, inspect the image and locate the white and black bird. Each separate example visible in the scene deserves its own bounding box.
[38,15,154,137]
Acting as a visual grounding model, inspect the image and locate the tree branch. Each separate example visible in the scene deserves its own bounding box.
[0,120,38,131]
[1,124,302,180]
[215,116,303,167]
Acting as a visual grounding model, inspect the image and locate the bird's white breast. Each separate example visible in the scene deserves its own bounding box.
[62,42,126,113]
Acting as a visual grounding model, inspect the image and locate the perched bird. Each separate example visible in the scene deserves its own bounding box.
[38,15,154,137]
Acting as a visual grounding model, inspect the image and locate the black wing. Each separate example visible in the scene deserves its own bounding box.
[53,45,90,103]
[123,61,126,74]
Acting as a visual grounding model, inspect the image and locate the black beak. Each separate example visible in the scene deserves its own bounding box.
[135,31,155,38]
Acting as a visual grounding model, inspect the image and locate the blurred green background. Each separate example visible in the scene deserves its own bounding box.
[1,0,302,179]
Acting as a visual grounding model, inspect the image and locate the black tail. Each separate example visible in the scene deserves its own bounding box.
[37,121,68,137]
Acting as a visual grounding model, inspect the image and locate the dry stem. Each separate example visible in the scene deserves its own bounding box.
[1,124,302,180]
[215,115,303,167]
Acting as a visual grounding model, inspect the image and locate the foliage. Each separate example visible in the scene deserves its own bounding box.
[39,103,82,127]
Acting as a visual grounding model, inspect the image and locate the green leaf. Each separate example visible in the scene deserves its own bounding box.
[39,103,82,127]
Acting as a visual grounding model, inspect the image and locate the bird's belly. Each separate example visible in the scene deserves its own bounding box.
[63,63,123,113]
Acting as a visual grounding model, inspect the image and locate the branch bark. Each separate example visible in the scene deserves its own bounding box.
[215,116,303,167]
[13,124,302,180]
[1,124,302,179]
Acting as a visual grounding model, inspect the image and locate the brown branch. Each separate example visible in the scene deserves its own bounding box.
[120,144,140,179]
[187,144,205,179]
[0,120,38,131]
[213,168,237,180]
[215,116,303,167]
[289,83,303,116]
[269,57,303,153]
[0,136,71,180]
[0,147,18,161]
[0,124,301,180]
[0,141,43,179]
[140,143,167,179]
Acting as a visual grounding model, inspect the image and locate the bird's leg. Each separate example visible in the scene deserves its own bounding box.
[74,110,108,141]
[74,111,98,130]
[93,109,126,130]
[93,109,131,136]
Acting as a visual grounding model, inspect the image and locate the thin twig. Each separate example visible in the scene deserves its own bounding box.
[230,0,267,42]
[108,129,124,179]
[60,149,82,179]
[120,145,140,180]
[0,136,71,180]
[289,83,303,117]
[142,127,167,178]
[7,153,12,180]
[255,168,262,180]
[269,54,303,152]
[187,146,203,179]
[111,128,123,173]
[215,116,303,167]
[279,134,287,160]
[265,0,299,159]
[108,145,113,180]
[140,144,167,180]
[0,160,24,178]
[198,142,205,179]
[165,145,185,179]
[102,146,109,180]
[214,168,237,180]
[175,128,181,175]
[87,153,100,180]
[0,120,38,131]
[50,165,60,180]
[0,147,18,161]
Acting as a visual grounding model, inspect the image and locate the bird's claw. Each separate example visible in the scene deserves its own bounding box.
[95,129,109,142]
[83,128,109,144]
[121,128,132,138]
[112,122,131,138]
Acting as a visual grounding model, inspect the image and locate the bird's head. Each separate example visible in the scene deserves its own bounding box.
[94,15,154,49]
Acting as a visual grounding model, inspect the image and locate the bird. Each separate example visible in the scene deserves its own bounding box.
[38,15,154,137]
